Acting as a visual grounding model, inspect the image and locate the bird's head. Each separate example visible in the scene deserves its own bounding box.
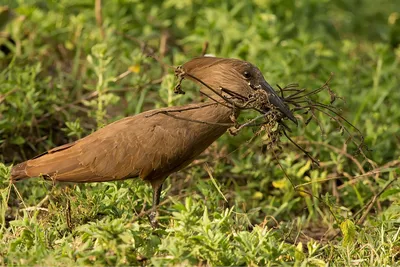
[180,57,297,124]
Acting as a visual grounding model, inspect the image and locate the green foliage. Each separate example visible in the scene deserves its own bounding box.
[62,119,83,139]
[340,219,356,246]
[1,0,400,265]
[154,200,292,266]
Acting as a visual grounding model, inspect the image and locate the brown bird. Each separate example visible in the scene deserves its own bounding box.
[11,57,296,226]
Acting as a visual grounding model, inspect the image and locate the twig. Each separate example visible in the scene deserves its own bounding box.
[12,184,31,218]
[66,198,72,230]
[295,140,365,174]
[283,130,320,166]
[95,0,105,39]
[356,173,398,225]
[296,167,396,188]
[0,88,18,104]
[20,207,49,212]
[159,112,234,127]
[113,70,132,83]
[159,30,170,59]
[205,163,228,202]
[229,113,271,136]
[201,41,209,56]
[145,103,217,118]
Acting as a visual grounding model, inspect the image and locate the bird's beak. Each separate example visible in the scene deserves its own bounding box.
[260,80,297,125]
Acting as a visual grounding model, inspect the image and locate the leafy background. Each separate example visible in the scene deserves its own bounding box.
[0,0,399,265]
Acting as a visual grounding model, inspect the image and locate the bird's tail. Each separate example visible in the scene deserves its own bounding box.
[10,142,78,183]
[9,141,107,183]
[10,161,30,182]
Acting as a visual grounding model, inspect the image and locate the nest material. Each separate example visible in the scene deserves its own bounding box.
[173,67,365,165]
[225,76,365,165]
[227,88,284,149]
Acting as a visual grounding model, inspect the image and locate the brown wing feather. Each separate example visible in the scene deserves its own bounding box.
[11,103,230,184]
[77,113,187,182]
[11,110,190,183]
[11,141,82,181]
[11,141,79,181]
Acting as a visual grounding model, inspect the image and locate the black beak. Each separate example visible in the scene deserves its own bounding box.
[260,80,297,125]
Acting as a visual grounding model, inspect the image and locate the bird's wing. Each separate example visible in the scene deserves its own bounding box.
[13,104,218,183]
[17,113,187,183]
[76,114,186,181]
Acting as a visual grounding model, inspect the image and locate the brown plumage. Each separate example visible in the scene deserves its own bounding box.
[11,57,296,226]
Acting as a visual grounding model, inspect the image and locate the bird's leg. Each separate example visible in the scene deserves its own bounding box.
[148,183,163,228]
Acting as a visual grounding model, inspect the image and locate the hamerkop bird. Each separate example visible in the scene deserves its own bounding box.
[11,57,296,226]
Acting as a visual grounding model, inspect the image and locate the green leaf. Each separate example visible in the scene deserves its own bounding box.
[91,43,108,59]
[10,135,25,145]
[340,219,356,246]
[294,242,305,263]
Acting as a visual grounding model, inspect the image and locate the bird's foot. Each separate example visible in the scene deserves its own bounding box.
[148,210,159,229]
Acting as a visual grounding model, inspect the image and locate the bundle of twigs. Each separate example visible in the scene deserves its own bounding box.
[172,67,367,166]
[270,74,367,165]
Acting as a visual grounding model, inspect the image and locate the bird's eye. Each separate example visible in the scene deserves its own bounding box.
[243,71,251,79]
